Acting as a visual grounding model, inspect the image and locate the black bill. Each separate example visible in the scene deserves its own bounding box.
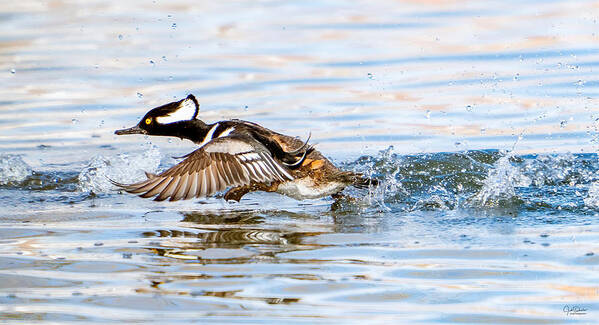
[115,125,147,135]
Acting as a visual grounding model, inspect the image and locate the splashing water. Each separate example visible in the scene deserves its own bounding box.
[349,146,406,211]
[0,155,33,185]
[78,143,162,194]
[471,152,529,206]
[584,182,599,208]
[3,142,594,214]
[346,147,599,213]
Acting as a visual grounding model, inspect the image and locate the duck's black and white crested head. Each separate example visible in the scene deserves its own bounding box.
[115,94,207,139]
[151,94,199,125]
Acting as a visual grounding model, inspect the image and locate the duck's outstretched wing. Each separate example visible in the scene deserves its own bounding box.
[111,136,293,201]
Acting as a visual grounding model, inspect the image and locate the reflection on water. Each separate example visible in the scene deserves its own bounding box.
[2,205,598,323]
[2,0,599,323]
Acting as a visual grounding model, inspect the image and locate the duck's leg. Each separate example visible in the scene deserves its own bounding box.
[224,185,252,202]
[224,183,280,202]
[330,192,345,211]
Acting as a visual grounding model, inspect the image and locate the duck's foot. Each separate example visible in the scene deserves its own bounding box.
[332,192,359,201]
[331,192,344,200]
[330,192,359,211]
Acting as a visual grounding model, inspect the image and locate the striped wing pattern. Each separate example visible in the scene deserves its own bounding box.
[112,137,293,201]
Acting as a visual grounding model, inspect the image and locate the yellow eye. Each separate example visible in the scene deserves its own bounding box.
[145,118,152,125]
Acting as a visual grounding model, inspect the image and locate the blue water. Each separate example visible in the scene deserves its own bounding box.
[1,0,599,323]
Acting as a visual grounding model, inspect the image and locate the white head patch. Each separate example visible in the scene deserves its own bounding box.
[156,97,198,124]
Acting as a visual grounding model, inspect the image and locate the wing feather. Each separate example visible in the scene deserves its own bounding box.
[203,167,212,197]
[226,160,241,185]
[156,175,180,201]
[251,161,266,181]
[126,178,157,194]
[140,176,172,198]
[224,160,240,185]
[214,159,227,185]
[171,173,191,201]
[242,162,258,180]
[184,170,198,200]
[112,135,293,201]
[260,153,285,181]
[197,169,207,198]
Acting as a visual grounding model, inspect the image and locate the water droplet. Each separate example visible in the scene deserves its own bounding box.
[425,110,431,119]
[560,120,568,128]
[162,55,167,61]
[513,73,519,81]
[576,80,584,86]
[480,127,486,135]
[9,68,15,74]
[466,105,473,112]
[72,118,79,124]
[118,34,123,40]
[367,73,375,80]
[171,23,177,29]
[149,60,155,66]
[136,92,143,98]
[244,105,249,111]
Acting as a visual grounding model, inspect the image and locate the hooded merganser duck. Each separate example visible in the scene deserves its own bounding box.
[112,94,375,202]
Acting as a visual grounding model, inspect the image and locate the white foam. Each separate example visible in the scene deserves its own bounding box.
[0,155,32,185]
[472,152,530,206]
[78,143,161,194]
[350,146,404,211]
[520,153,577,187]
[584,182,599,208]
